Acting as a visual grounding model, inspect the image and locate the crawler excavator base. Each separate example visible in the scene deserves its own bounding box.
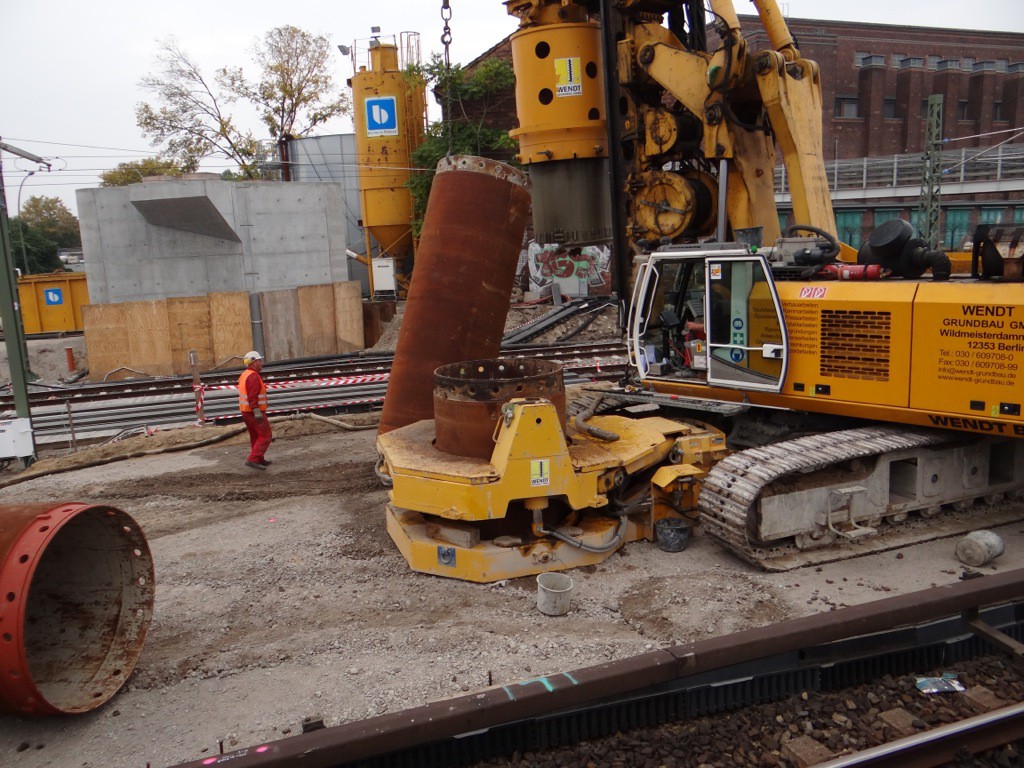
[700,426,1024,571]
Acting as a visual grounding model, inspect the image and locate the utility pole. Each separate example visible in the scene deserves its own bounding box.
[917,94,943,249]
[0,139,50,462]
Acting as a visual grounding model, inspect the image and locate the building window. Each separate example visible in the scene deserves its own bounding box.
[854,51,870,67]
[944,208,971,249]
[835,210,863,249]
[994,102,1004,121]
[835,97,859,119]
[890,53,906,68]
[957,100,969,121]
[883,98,898,119]
[1016,207,1024,225]
[980,207,1004,225]
[961,57,975,71]
[920,99,930,119]
[927,55,940,68]
[875,210,899,226]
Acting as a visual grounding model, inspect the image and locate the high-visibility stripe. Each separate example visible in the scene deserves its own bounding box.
[238,369,268,412]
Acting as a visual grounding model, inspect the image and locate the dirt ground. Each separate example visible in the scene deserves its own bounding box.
[0,335,88,387]
[2,320,1024,768]
[1,412,1023,768]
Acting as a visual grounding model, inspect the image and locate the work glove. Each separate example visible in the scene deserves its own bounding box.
[254,411,264,422]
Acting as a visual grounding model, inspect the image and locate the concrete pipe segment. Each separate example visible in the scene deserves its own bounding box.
[0,503,154,715]
[379,155,532,435]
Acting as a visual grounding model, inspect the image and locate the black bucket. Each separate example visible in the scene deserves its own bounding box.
[655,517,691,553]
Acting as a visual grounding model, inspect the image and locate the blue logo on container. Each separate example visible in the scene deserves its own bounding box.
[365,96,399,137]
[730,348,746,363]
[45,288,64,305]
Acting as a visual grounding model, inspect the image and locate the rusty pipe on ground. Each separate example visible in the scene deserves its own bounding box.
[378,156,531,435]
[0,503,154,715]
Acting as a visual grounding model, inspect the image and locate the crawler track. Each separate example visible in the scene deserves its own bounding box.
[700,426,1024,571]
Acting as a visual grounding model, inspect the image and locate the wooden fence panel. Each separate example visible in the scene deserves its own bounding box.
[334,282,364,353]
[259,289,302,362]
[83,303,130,381]
[209,292,252,368]
[167,296,213,375]
[125,301,172,377]
[298,284,337,357]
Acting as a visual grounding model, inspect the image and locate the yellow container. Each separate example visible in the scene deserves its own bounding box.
[17,272,89,334]
[352,41,427,262]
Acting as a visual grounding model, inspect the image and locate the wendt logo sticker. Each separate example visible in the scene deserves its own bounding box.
[555,57,582,97]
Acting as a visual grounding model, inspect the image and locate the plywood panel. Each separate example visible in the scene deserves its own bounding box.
[334,282,364,353]
[297,284,337,357]
[83,303,130,381]
[209,291,252,368]
[125,300,173,377]
[259,289,302,362]
[167,296,213,375]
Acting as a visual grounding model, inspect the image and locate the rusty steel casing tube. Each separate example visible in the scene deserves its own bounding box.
[0,503,154,715]
[379,156,532,435]
[434,358,567,459]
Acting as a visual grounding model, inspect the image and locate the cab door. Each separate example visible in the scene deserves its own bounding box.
[704,254,789,392]
[627,255,660,379]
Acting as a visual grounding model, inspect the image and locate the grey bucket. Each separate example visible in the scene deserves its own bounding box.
[655,517,692,552]
[536,572,573,616]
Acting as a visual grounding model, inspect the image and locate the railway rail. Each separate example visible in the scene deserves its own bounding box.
[171,570,1024,768]
[0,341,628,445]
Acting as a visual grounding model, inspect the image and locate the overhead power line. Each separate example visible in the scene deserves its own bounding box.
[0,137,155,154]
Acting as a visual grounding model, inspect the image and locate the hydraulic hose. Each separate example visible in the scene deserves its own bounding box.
[540,515,629,554]
[926,249,952,281]
[573,395,620,442]
[786,224,841,258]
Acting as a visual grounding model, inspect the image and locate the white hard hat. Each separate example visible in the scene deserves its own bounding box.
[243,350,263,365]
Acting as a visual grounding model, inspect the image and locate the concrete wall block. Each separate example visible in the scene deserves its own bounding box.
[81,179,359,309]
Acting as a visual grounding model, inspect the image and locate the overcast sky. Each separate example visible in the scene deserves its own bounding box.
[3,0,1023,217]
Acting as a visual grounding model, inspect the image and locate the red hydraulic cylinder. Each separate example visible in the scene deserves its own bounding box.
[0,503,154,715]
[379,155,532,435]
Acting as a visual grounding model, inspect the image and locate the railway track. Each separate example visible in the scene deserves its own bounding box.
[170,570,1024,768]
[1,341,628,445]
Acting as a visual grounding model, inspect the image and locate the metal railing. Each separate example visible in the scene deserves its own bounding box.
[776,143,1024,195]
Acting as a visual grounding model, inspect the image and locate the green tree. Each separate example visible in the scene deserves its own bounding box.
[18,195,80,249]
[136,39,262,177]
[137,27,350,178]
[100,157,189,187]
[220,26,350,139]
[407,56,517,235]
[7,219,64,274]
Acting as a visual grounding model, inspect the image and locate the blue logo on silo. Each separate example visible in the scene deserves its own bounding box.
[365,96,399,137]
[44,288,64,305]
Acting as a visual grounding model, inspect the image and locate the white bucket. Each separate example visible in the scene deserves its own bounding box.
[536,572,573,616]
[956,530,1005,567]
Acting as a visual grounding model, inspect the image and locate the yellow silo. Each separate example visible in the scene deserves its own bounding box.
[350,32,427,289]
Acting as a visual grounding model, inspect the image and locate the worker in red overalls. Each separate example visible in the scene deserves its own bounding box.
[238,350,272,470]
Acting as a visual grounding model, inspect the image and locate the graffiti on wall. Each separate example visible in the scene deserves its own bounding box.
[515,242,612,295]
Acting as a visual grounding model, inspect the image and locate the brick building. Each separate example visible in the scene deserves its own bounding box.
[740,17,1024,159]
[466,15,1024,251]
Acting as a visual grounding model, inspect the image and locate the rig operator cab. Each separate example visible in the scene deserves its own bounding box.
[628,245,789,394]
